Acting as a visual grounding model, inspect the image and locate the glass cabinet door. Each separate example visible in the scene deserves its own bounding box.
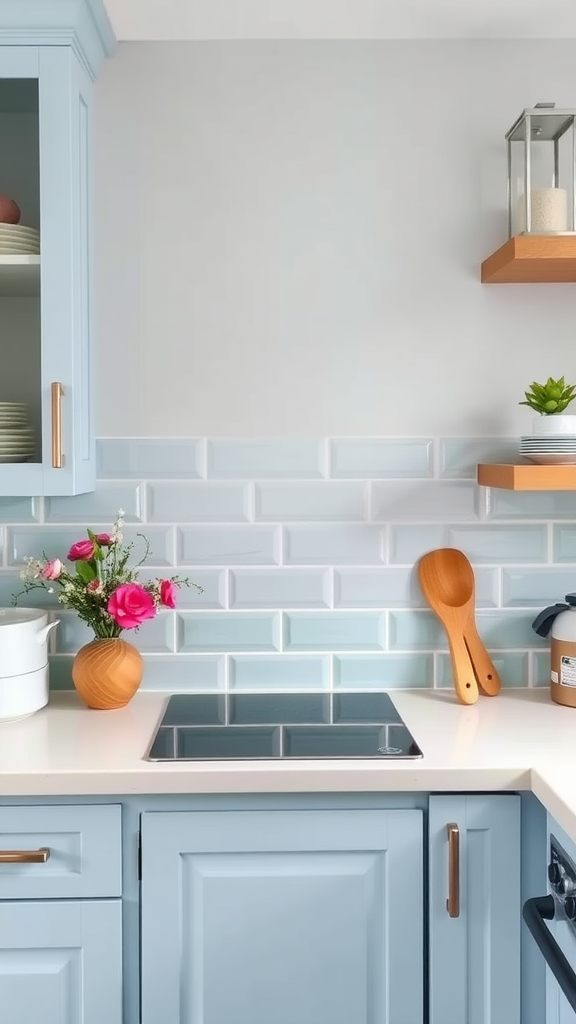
[0,45,95,497]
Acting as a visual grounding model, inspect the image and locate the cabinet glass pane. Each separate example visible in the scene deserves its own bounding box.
[0,78,41,465]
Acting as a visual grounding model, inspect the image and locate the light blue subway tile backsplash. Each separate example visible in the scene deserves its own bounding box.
[148,482,250,523]
[502,569,573,608]
[389,523,548,566]
[230,655,330,690]
[436,652,529,689]
[177,525,280,565]
[532,651,551,688]
[388,611,445,650]
[46,483,144,523]
[178,612,281,652]
[446,524,549,563]
[389,525,449,564]
[9,436,570,694]
[138,655,225,691]
[490,490,576,520]
[334,568,423,608]
[230,569,330,609]
[0,497,40,523]
[0,570,58,608]
[373,480,479,521]
[97,439,205,479]
[333,567,495,611]
[255,481,366,521]
[284,612,386,651]
[439,438,518,479]
[553,525,576,563]
[284,524,384,565]
[54,613,95,654]
[333,654,433,688]
[7,525,177,568]
[476,611,547,649]
[48,654,227,692]
[136,567,226,609]
[54,611,176,655]
[329,439,433,479]
[207,440,324,479]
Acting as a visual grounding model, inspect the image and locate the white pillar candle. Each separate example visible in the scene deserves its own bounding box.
[516,187,568,233]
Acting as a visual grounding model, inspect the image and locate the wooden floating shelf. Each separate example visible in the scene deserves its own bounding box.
[481,235,576,284]
[478,463,576,490]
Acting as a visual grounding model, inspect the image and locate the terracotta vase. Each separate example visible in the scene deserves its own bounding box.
[72,637,144,710]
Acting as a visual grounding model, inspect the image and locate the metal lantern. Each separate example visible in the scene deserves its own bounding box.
[506,102,576,238]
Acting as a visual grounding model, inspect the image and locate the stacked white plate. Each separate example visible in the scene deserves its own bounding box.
[0,403,36,463]
[520,434,576,465]
[0,224,39,255]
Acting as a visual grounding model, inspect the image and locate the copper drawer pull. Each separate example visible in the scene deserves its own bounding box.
[0,847,50,864]
[51,381,64,468]
[446,823,460,918]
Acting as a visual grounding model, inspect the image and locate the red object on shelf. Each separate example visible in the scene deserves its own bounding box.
[0,195,21,224]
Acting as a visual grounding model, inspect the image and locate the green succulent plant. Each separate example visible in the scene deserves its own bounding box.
[519,376,576,415]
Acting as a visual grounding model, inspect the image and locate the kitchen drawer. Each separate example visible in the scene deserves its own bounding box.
[0,804,121,899]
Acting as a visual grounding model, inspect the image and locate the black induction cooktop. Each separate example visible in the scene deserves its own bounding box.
[146,692,423,761]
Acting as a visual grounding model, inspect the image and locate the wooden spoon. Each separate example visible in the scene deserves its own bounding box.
[418,548,480,705]
[416,548,498,700]
[456,551,501,697]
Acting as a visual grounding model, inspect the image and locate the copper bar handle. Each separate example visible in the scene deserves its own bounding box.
[0,847,50,864]
[51,381,64,469]
[446,823,460,918]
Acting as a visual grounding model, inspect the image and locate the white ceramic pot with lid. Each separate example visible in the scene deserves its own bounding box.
[0,608,59,722]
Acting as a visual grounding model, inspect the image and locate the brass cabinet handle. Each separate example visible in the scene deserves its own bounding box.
[446,823,460,918]
[51,381,64,468]
[0,847,50,864]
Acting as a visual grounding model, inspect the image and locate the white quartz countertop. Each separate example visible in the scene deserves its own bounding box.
[0,688,575,839]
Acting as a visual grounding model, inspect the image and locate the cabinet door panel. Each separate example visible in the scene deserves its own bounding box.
[0,43,95,497]
[429,794,521,1024]
[0,899,122,1024]
[141,808,423,1024]
[38,46,94,495]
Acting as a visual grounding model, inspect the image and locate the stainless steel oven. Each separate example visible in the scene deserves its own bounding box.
[524,832,576,1022]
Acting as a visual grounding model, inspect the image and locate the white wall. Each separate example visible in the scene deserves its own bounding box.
[93,40,576,438]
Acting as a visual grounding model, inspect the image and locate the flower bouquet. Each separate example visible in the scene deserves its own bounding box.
[13,510,201,709]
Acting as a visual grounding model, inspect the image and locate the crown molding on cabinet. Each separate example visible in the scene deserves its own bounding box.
[0,0,116,78]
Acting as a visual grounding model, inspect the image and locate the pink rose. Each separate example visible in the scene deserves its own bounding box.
[160,579,177,608]
[41,558,63,581]
[68,539,96,561]
[107,583,156,630]
[95,533,112,546]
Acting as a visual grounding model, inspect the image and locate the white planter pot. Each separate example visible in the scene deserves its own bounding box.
[0,664,49,722]
[0,608,59,677]
[532,414,576,436]
[0,609,59,721]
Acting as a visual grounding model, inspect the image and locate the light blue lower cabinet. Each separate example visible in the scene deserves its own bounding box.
[0,898,123,1024]
[429,794,522,1024]
[140,808,424,1024]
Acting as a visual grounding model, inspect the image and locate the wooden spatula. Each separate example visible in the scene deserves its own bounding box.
[418,548,501,701]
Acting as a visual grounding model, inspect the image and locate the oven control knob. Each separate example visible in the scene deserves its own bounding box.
[564,896,576,921]
[549,862,562,886]
[558,874,576,896]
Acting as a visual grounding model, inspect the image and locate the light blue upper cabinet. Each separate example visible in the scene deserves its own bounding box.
[0,1,115,496]
[429,794,522,1024]
[141,808,424,1024]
